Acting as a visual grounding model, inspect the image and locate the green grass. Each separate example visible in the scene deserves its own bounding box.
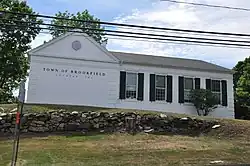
[0,103,222,119]
[0,104,17,112]
[2,103,250,140]
[1,133,250,166]
[1,104,250,165]
[0,103,186,118]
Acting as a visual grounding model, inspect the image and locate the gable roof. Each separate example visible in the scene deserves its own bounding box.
[28,31,119,62]
[28,32,72,55]
[111,51,233,74]
[28,32,232,74]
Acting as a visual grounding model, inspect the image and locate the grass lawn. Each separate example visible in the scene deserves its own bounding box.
[1,104,250,165]
[0,103,225,120]
[1,133,250,166]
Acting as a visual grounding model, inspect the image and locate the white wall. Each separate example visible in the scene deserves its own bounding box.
[31,33,118,63]
[27,32,120,107]
[27,56,120,107]
[27,32,234,118]
[114,64,234,118]
[27,55,234,118]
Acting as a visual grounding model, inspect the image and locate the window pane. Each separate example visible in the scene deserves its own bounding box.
[156,75,165,88]
[126,73,137,86]
[156,88,165,101]
[126,72,137,99]
[126,90,136,99]
[184,89,192,102]
[212,80,220,92]
[213,92,221,104]
[126,85,136,91]
[184,78,193,90]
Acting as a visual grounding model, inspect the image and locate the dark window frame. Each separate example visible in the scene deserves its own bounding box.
[155,74,167,101]
[211,79,222,105]
[125,72,138,100]
[184,77,195,103]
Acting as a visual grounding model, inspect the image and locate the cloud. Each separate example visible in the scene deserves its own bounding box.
[107,0,250,68]
[31,33,52,49]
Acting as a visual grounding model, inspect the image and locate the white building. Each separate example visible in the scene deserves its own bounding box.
[27,32,234,118]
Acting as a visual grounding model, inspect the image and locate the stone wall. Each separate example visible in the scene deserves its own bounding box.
[0,111,219,136]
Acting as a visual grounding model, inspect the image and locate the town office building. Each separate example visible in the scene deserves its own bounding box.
[26,32,234,118]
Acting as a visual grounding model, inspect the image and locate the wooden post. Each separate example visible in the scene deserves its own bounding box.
[125,117,136,134]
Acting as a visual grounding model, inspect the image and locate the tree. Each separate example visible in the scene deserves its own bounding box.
[233,57,250,106]
[0,0,42,103]
[190,89,218,116]
[236,65,250,107]
[49,10,107,44]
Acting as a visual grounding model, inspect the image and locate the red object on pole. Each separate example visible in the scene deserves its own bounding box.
[16,112,20,124]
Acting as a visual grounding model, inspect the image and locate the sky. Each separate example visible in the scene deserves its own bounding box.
[26,0,250,69]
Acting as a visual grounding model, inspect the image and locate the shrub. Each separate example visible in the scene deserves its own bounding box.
[190,89,218,116]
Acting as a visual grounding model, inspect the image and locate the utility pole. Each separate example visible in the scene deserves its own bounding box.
[11,80,26,166]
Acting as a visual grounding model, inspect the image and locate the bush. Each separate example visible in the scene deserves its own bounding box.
[235,103,250,120]
[0,88,17,104]
[190,89,218,116]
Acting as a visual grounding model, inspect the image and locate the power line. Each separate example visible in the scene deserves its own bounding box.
[2,23,250,48]
[106,35,250,50]
[161,0,250,12]
[38,18,248,40]
[110,25,250,40]
[40,31,250,49]
[31,17,250,41]
[2,18,250,44]
[1,10,250,37]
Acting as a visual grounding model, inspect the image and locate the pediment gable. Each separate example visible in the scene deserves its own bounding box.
[29,32,119,63]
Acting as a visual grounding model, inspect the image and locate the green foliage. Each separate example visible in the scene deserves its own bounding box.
[190,89,218,116]
[0,88,16,103]
[235,104,250,120]
[233,57,250,107]
[236,65,250,107]
[0,0,42,103]
[233,57,250,88]
[49,10,107,44]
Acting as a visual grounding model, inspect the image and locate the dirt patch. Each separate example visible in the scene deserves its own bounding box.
[207,119,250,140]
[70,134,235,152]
[69,142,98,149]
[7,159,27,166]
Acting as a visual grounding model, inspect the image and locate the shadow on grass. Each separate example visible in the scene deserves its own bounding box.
[0,131,120,141]
[0,129,210,142]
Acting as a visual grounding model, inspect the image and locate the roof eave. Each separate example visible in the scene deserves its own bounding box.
[122,61,234,75]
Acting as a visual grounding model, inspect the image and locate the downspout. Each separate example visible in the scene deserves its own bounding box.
[119,60,124,66]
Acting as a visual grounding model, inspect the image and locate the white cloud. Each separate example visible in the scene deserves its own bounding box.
[107,0,250,68]
[31,33,52,49]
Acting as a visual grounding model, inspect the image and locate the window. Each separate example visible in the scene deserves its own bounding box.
[211,80,221,104]
[156,75,166,101]
[126,72,137,99]
[184,77,194,102]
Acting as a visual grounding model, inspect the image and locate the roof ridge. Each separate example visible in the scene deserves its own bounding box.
[110,51,204,62]
[110,51,233,74]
